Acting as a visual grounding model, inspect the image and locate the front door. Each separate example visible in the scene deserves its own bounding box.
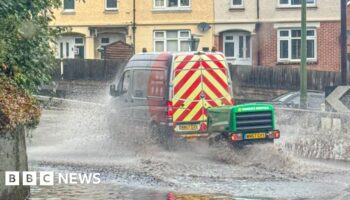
[57,37,75,59]
[223,32,252,65]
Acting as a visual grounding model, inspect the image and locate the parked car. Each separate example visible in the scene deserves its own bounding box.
[108,52,234,148]
[272,91,325,111]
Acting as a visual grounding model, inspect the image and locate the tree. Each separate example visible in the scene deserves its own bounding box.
[0,0,64,92]
[0,1,72,130]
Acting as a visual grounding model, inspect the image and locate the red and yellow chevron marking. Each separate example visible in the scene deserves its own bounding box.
[172,54,232,126]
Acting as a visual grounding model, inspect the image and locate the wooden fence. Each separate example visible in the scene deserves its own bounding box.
[53,59,126,81]
[53,59,341,91]
[230,65,341,91]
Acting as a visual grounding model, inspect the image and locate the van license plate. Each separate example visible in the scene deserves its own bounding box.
[245,133,266,140]
[178,124,199,131]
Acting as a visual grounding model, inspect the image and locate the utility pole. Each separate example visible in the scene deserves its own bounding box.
[300,0,307,108]
[341,0,348,85]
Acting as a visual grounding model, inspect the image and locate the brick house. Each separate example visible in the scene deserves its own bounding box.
[214,0,341,71]
[53,0,342,72]
[52,0,214,60]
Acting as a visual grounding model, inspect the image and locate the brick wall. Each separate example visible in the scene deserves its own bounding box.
[213,34,219,51]
[258,23,277,67]
[258,22,341,71]
[317,22,341,71]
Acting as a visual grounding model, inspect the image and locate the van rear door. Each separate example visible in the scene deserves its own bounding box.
[200,54,233,129]
[172,55,202,133]
[171,54,233,134]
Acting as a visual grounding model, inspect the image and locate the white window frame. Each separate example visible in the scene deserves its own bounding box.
[100,37,110,47]
[99,37,110,59]
[75,37,84,46]
[154,30,191,52]
[277,28,317,62]
[153,0,191,10]
[74,37,85,58]
[105,0,118,11]
[231,0,244,8]
[62,0,75,12]
[223,32,252,65]
[278,0,316,8]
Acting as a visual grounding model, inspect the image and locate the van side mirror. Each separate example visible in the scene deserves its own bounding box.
[109,84,119,97]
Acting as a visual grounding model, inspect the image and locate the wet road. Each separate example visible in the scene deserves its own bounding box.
[26,106,350,200]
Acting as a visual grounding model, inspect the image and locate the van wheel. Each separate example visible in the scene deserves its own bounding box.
[166,134,176,151]
[150,124,176,151]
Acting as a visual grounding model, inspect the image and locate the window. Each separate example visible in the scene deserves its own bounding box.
[279,0,316,7]
[232,0,243,8]
[224,36,235,57]
[66,42,69,58]
[154,30,191,52]
[101,38,110,46]
[118,71,131,94]
[100,38,110,59]
[132,70,165,98]
[74,38,84,59]
[154,0,190,9]
[60,43,63,58]
[63,0,75,11]
[106,0,117,10]
[278,29,317,62]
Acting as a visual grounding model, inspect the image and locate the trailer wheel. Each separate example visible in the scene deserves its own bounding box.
[208,132,226,147]
[231,142,244,150]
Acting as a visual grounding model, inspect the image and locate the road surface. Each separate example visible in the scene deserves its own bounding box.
[26,104,350,200]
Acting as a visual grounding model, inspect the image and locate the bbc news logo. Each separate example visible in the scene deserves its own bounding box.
[5,171,101,186]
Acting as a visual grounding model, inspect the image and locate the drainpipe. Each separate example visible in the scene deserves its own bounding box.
[256,0,261,66]
[341,0,348,85]
[132,0,136,55]
[212,0,216,51]
[257,0,260,19]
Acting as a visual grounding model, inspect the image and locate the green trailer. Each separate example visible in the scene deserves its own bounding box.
[207,103,280,146]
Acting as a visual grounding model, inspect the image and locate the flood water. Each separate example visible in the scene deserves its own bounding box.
[26,104,350,200]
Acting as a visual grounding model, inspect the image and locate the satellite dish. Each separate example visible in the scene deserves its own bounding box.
[198,22,211,33]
